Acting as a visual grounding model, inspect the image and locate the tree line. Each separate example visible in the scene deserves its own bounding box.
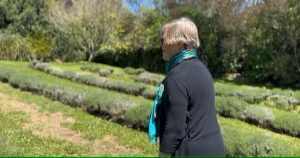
[0,0,299,86]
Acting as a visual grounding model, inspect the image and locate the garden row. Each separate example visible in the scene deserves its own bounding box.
[216,96,300,137]
[215,82,300,112]
[1,63,300,155]
[31,61,300,137]
[80,63,300,112]
[33,61,156,99]
[81,64,164,86]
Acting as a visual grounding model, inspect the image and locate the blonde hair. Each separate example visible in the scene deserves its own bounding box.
[160,17,200,49]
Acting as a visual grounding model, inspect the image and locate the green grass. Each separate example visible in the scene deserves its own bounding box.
[0,107,89,156]
[1,60,300,156]
[0,82,157,156]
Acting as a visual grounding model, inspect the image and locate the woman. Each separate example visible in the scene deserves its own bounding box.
[148,17,226,157]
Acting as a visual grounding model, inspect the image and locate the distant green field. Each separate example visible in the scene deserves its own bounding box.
[0,60,300,156]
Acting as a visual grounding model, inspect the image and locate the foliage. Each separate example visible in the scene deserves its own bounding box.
[26,33,54,60]
[32,62,155,99]
[0,0,299,85]
[0,33,31,60]
[47,0,133,62]
[241,1,300,85]
[124,67,146,75]
[0,0,48,36]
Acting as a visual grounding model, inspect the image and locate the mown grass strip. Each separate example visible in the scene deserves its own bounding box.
[0,109,89,156]
[0,82,157,155]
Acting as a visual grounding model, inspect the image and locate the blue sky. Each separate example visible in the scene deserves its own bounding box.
[122,0,156,13]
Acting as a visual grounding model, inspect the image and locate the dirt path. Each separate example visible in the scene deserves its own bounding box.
[0,92,141,156]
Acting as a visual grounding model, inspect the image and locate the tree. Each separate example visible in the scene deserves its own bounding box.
[0,0,48,36]
[47,0,129,62]
[0,0,53,61]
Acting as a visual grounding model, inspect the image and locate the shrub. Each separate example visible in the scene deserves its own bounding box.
[215,96,300,137]
[109,99,137,116]
[244,106,275,125]
[8,73,40,91]
[135,72,163,86]
[81,64,98,72]
[81,64,114,77]
[214,82,299,112]
[219,117,297,156]
[26,34,54,60]
[124,103,152,128]
[34,63,152,98]
[0,33,31,61]
[124,67,145,75]
[142,86,156,99]
[271,110,300,137]
[30,61,52,72]
[62,71,79,81]
[99,68,114,77]
[215,96,247,118]
[0,67,14,82]
[265,95,292,111]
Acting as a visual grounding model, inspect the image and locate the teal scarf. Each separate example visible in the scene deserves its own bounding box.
[148,49,198,144]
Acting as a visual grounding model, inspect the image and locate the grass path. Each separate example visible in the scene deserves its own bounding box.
[0,82,157,156]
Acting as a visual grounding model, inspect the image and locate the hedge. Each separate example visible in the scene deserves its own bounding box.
[214,82,300,112]
[216,96,300,137]
[32,62,156,99]
[81,64,164,86]
[134,72,164,86]
[81,64,114,77]
[124,67,146,75]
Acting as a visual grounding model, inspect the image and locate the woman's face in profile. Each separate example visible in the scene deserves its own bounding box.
[160,37,169,61]
[161,37,183,61]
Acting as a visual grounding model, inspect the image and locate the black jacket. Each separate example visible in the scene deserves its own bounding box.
[158,57,225,156]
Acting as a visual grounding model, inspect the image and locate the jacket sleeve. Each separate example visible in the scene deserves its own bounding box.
[159,73,189,154]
